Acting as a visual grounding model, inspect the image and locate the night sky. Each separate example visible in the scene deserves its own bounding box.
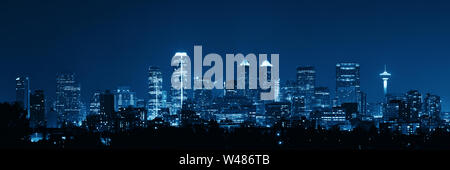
[1,0,450,111]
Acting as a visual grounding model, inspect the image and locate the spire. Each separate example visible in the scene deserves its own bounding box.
[380,64,391,76]
[260,60,272,67]
[240,59,250,66]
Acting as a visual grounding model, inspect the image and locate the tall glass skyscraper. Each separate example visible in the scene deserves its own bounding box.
[100,90,115,115]
[114,86,136,111]
[313,87,331,111]
[30,90,45,128]
[89,91,101,115]
[56,73,81,126]
[15,76,30,117]
[423,93,441,120]
[404,90,422,122]
[193,88,213,120]
[336,63,360,105]
[297,66,316,112]
[239,59,259,102]
[148,66,163,120]
[280,80,297,102]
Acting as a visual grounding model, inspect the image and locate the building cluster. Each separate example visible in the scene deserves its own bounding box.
[14,59,450,140]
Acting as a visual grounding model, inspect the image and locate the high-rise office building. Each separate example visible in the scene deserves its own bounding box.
[383,93,406,121]
[384,99,404,121]
[239,59,259,101]
[357,91,367,116]
[89,91,101,115]
[114,86,136,111]
[136,99,146,108]
[15,76,30,117]
[80,102,87,122]
[386,93,406,102]
[259,59,278,101]
[280,80,297,102]
[237,59,259,102]
[313,87,331,111]
[45,98,58,128]
[265,102,291,127]
[336,63,360,105]
[297,66,315,111]
[366,102,383,118]
[423,93,441,120]
[30,90,45,128]
[56,73,82,126]
[320,107,348,129]
[170,53,189,115]
[193,88,213,120]
[148,66,163,120]
[291,96,306,118]
[100,90,115,115]
[404,90,422,122]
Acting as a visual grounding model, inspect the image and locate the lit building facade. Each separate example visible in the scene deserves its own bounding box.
[89,91,101,115]
[114,86,136,111]
[404,90,422,122]
[30,90,45,128]
[297,66,315,112]
[170,53,189,116]
[56,73,82,126]
[313,87,331,111]
[148,66,163,120]
[423,93,441,121]
[336,63,360,105]
[15,76,30,117]
[280,80,297,102]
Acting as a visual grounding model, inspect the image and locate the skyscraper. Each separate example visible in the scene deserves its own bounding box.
[366,102,383,118]
[239,59,259,101]
[297,66,315,109]
[56,73,81,126]
[100,90,115,115]
[15,76,30,117]
[297,66,316,97]
[357,91,367,116]
[404,90,422,122]
[193,87,213,120]
[291,96,306,118]
[30,90,45,128]
[114,86,136,111]
[265,102,291,127]
[384,99,404,121]
[170,53,189,115]
[148,66,163,120]
[260,59,278,101]
[423,93,441,120]
[45,98,58,128]
[89,91,101,115]
[336,63,360,105]
[280,80,297,102]
[313,87,331,111]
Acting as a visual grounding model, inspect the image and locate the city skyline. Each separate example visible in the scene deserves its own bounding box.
[9,60,448,130]
[4,2,450,165]
[3,1,450,169]
[5,62,449,112]
[2,0,450,111]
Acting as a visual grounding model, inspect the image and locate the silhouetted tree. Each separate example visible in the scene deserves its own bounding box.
[0,102,30,148]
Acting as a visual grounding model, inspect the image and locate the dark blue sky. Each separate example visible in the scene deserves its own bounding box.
[1,0,450,110]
